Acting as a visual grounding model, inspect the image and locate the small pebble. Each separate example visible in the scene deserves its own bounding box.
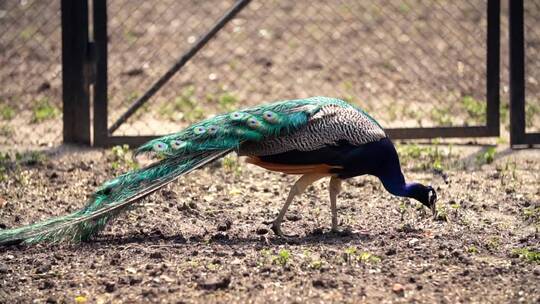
[104,281,116,293]
[392,283,405,296]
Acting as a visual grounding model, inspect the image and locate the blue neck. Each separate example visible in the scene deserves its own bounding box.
[379,172,406,197]
[377,165,420,199]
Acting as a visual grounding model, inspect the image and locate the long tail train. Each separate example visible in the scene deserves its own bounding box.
[0,150,231,245]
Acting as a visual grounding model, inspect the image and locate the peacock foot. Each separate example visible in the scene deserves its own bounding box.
[263,219,298,238]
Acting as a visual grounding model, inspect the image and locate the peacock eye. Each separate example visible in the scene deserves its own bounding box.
[262,110,278,123]
[230,112,245,120]
[193,126,206,135]
[247,118,261,128]
[207,125,219,134]
[170,139,186,149]
[153,141,167,152]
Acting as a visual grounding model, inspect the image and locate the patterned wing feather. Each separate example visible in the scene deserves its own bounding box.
[239,103,386,156]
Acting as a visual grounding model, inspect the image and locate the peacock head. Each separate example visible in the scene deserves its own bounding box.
[407,184,437,215]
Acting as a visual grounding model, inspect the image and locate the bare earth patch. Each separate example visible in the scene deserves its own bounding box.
[0,144,538,303]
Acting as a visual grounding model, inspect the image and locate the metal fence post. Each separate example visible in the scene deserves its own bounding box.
[486,0,500,136]
[93,0,108,147]
[508,0,526,146]
[61,0,91,145]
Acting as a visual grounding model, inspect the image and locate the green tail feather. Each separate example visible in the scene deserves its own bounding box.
[0,97,363,245]
[0,150,230,245]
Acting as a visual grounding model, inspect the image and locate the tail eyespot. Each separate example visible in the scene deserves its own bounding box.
[247,117,261,129]
[262,110,278,123]
[170,139,186,150]
[207,125,219,134]
[193,126,206,135]
[230,112,246,120]
[153,142,168,152]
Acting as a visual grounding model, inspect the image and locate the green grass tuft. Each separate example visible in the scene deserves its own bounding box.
[343,247,381,264]
[272,249,291,266]
[397,141,453,171]
[32,98,59,123]
[431,107,453,126]
[461,96,485,123]
[512,248,540,264]
[476,147,496,165]
[110,145,138,170]
[467,246,479,254]
[0,104,15,120]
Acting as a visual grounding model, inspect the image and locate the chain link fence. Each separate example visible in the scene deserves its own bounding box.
[524,1,540,133]
[0,1,538,146]
[0,0,62,148]
[107,0,493,137]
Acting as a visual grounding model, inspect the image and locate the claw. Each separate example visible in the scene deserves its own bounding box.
[266,220,297,238]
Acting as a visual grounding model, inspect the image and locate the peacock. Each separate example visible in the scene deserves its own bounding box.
[0,96,437,245]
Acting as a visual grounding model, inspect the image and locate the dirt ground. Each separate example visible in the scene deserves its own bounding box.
[0,143,538,303]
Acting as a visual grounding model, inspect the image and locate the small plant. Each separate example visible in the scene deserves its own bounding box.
[497,160,518,187]
[523,206,540,223]
[0,151,47,183]
[486,236,500,251]
[344,246,357,255]
[343,247,381,264]
[32,98,59,123]
[461,96,485,123]
[273,249,291,266]
[310,259,323,269]
[435,205,448,221]
[449,201,461,210]
[0,104,15,120]
[358,252,381,264]
[467,246,479,254]
[512,248,540,263]
[221,155,242,176]
[431,107,453,126]
[398,201,407,218]
[477,146,496,165]
[110,145,138,170]
[397,142,453,171]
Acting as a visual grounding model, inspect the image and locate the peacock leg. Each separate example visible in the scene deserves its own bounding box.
[266,173,327,237]
[329,176,342,232]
